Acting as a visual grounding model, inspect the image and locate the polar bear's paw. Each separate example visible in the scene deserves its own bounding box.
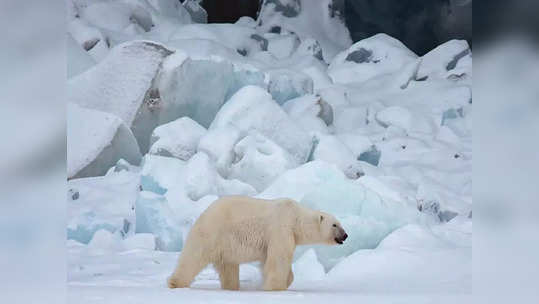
[167,276,188,289]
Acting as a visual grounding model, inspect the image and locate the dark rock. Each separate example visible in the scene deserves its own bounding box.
[345,48,373,63]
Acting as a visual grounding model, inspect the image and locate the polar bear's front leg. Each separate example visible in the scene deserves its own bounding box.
[287,268,294,288]
[263,236,295,291]
[215,262,239,290]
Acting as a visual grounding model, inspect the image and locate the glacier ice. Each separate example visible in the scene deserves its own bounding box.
[357,145,381,166]
[156,56,266,129]
[235,16,257,27]
[169,23,264,57]
[184,152,219,201]
[122,233,156,251]
[332,106,368,133]
[87,229,124,253]
[197,126,243,176]
[65,6,472,287]
[376,105,435,134]
[147,0,193,22]
[185,152,257,199]
[292,248,326,282]
[311,134,364,179]
[267,69,313,105]
[282,94,333,133]
[211,86,314,164]
[140,154,186,195]
[67,17,110,61]
[140,152,255,202]
[267,34,300,59]
[417,39,472,80]
[149,116,206,161]
[337,133,373,159]
[67,169,140,244]
[257,0,352,62]
[67,103,141,179]
[78,1,154,33]
[295,38,324,61]
[301,176,365,215]
[258,160,345,201]
[296,175,420,269]
[135,191,183,251]
[165,38,245,62]
[229,133,298,192]
[326,223,471,292]
[328,33,418,84]
[183,0,207,24]
[67,33,96,78]
[68,40,173,153]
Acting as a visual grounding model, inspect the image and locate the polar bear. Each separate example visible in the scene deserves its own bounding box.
[167,195,348,291]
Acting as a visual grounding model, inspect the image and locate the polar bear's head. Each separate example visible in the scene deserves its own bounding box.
[318,212,348,245]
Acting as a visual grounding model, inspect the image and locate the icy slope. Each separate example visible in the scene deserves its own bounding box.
[66,1,471,300]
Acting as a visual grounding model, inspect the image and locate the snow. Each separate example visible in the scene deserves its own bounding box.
[67,103,141,179]
[135,191,183,251]
[169,24,264,57]
[291,249,325,282]
[67,220,471,303]
[79,2,154,33]
[66,5,472,300]
[165,38,245,62]
[376,105,435,134]
[267,69,313,105]
[258,161,345,201]
[297,174,421,268]
[282,94,332,133]
[149,116,206,160]
[156,55,267,128]
[332,105,368,132]
[122,233,156,251]
[417,39,472,80]
[229,133,298,191]
[311,134,364,179]
[140,154,186,195]
[184,152,218,201]
[257,0,352,62]
[68,17,109,61]
[67,168,140,244]
[328,33,418,85]
[87,229,124,253]
[183,0,207,24]
[327,223,471,293]
[197,126,242,176]
[336,133,373,159]
[267,34,300,59]
[68,40,173,152]
[211,86,314,164]
[67,33,96,78]
[147,0,192,22]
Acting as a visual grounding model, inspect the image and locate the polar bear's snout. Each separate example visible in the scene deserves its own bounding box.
[335,227,348,245]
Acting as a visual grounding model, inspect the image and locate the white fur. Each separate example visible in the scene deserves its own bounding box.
[167,195,344,291]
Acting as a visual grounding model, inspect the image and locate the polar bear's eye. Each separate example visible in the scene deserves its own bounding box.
[332,224,337,227]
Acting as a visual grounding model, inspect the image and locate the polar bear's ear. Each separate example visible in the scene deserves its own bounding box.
[319,215,324,223]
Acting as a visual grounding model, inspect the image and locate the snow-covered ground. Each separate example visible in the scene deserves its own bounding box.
[67,0,472,302]
[68,219,471,303]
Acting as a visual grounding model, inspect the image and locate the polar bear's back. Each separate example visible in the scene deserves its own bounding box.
[201,195,294,220]
[188,196,298,263]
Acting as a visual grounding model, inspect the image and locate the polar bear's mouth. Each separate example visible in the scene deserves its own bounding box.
[335,238,344,244]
